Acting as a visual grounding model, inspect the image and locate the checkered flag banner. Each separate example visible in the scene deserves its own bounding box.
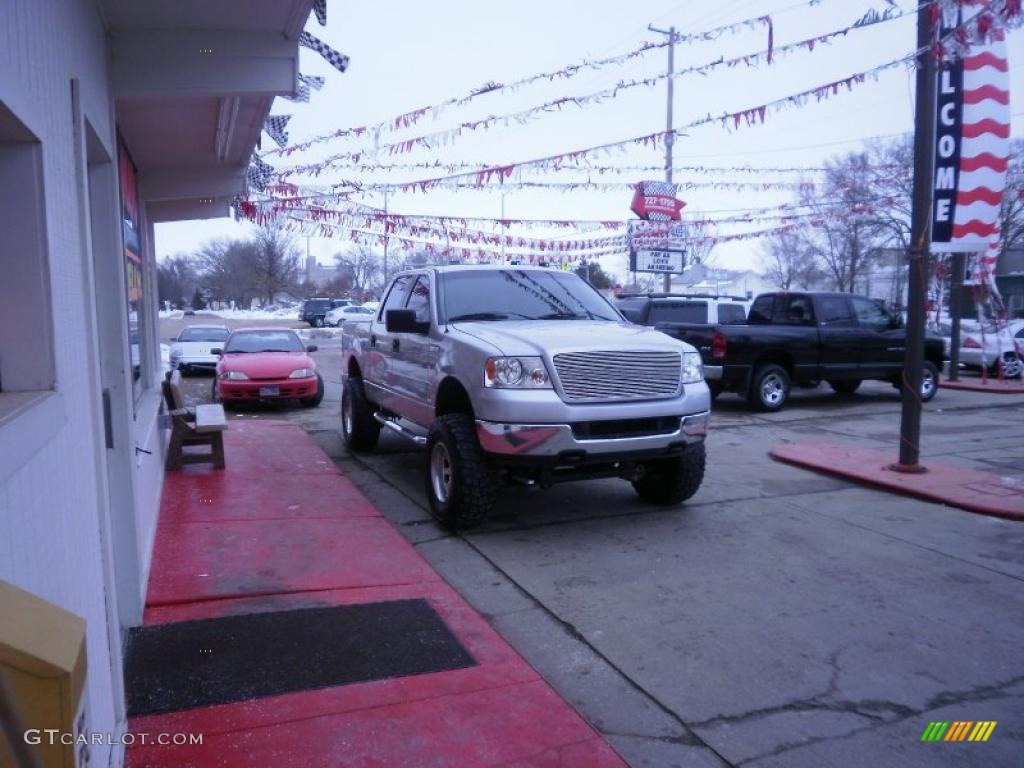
[313,0,327,26]
[298,31,349,73]
[245,156,276,192]
[282,83,310,103]
[263,115,292,148]
[298,74,325,91]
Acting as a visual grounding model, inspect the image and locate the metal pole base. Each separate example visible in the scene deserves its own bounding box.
[888,462,929,474]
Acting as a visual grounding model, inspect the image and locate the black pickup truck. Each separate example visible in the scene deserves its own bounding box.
[665,292,946,411]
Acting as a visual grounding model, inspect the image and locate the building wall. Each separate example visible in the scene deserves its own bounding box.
[0,1,160,764]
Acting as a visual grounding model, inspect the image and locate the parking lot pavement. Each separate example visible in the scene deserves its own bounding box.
[159,321,1024,766]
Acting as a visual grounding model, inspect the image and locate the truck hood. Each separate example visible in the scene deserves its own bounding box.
[171,341,221,357]
[451,320,693,356]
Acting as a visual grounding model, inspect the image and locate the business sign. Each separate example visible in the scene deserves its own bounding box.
[631,249,686,273]
[627,220,689,273]
[630,181,685,221]
[930,8,1010,253]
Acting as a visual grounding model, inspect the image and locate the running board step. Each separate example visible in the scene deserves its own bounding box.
[373,412,428,445]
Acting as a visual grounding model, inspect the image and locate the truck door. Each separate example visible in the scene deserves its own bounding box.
[851,296,902,379]
[367,274,414,412]
[390,273,438,429]
[814,295,860,380]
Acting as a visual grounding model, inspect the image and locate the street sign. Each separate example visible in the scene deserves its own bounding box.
[631,249,685,273]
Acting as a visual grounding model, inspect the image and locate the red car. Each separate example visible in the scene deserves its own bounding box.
[212,328,323,407]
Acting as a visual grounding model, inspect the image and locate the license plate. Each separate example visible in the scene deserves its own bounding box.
[259,386,280,397]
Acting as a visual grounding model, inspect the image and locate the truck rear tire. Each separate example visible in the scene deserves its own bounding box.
[341,377,380,451]
[425,414,496,530]
[748,364,790,412]
[633,443,705,505]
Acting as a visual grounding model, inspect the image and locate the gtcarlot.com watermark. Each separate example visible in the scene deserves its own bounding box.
[25,730,203,746]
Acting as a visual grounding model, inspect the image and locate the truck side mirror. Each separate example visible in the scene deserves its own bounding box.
[386,309,430,334]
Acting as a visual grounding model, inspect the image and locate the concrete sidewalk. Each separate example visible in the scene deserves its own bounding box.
[126,420,625,767]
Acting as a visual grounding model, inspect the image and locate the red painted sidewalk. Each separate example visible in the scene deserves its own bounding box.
[128,420,625,768]
[772,441,1024,521]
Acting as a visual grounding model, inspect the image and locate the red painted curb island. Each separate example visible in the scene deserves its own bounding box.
[939,378,1024,394]
[128,419,626,768]
[771,441,1024,522]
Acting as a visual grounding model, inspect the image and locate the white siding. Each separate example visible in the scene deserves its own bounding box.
[0,1,134,765]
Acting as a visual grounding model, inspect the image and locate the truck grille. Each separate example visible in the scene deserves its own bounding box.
[552,351,681,402]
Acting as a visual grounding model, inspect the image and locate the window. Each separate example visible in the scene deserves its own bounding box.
[405,275,432,323]
[749,295,774,324]
[0,101,55,403]
[818,296,856,327]
[717,304,747,325]
[648,301,707,324]
[851,296,890,332]
[118,133,149,399]
[224,330,303,353]
[379,274,413,319]
[177,327,229,342]
[780,295,814,326]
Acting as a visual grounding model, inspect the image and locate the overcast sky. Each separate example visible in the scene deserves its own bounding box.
[154,0,1024,280]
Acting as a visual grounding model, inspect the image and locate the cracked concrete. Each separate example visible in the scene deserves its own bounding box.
[196,363,1024,767]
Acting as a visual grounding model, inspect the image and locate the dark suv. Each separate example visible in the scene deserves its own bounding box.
[300,298,349,327]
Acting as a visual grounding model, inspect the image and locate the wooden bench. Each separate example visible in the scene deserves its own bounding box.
[162,370,227,470]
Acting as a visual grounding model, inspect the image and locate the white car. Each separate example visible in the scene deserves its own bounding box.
[325,305,376,327]
[169,324,231,374]
[940,320,1024,378]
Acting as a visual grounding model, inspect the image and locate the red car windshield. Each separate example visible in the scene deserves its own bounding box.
[225,331,304,353]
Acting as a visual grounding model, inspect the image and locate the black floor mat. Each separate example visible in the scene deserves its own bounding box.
[124,599,476,716]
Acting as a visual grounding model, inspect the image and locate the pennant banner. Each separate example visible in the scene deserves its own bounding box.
[245,156,276,192]
[299,30,350,73]
[263,115,292,148]
[299,74,326,90]
[283,83,310,103]
[312,0,327,26]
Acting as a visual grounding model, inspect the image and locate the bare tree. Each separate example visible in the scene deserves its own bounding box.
[157,254,199,308]
[195,238,261,307]
[334,246,383,294]
[759,229,822,290]
[253,223,300,304]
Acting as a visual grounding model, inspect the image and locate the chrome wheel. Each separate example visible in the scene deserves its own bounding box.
[430,442,453,504]
[761,373,786,407]
[920,367,936,399]
[342,389,353,437]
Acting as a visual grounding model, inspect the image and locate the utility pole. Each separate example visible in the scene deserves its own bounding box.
[648,23,676,293]
[500,187,506,264]
[949,252,965,381]
[895,2,936,472]
[382,188,390,282]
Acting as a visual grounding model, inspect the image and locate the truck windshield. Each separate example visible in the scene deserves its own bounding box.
[441,270,621,322]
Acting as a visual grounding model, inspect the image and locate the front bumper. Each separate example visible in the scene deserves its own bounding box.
[174,355,219,370]
[476,411,708,461]
[218,376,318,401]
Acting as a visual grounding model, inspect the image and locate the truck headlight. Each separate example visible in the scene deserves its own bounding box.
[682,351,703,384]
[484,357,551,388]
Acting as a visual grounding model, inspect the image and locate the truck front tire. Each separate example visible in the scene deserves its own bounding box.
[341,378,380,451]
[749,364,790,412]
[633,443,706,505]
[425,414,495,529]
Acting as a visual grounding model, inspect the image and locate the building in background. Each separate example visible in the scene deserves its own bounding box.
[0,1,313,765]
[669,263,776,298]
[996,248,1024,316]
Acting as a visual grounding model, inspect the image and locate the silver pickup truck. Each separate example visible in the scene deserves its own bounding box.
[341,265,710,528]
